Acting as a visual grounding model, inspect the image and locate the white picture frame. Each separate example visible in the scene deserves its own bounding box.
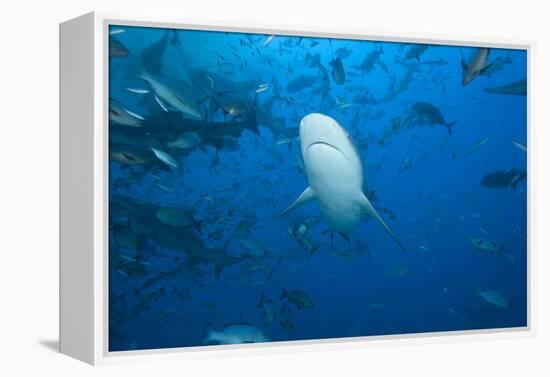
[59,11,535,365]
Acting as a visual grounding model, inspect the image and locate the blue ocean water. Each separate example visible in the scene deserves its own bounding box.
[108,25,527,352]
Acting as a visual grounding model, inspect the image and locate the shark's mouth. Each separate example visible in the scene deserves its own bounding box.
[307,141,347,159]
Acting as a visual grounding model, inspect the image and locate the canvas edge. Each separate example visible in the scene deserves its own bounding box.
[59,11,97,365]
[60,10,535,365]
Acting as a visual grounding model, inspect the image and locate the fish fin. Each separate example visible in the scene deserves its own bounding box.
[203,322,216,345]
[359,193,406,251]
[281,288,288,300]
[480,62,495,75]
[213,254,241,278]
[339,232,351,242]
[154,94,169,112]
[445,121,456,135]
[275,187,316,218]
[510,173,525,190]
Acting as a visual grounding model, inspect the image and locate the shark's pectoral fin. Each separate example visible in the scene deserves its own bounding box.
[359,193,406,251]
[480,62,495,75]
[275,187,315,219]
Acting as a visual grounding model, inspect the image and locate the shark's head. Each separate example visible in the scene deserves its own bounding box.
[299,113,355,161]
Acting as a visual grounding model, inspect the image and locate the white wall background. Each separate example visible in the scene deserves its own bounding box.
[1,0,548,375]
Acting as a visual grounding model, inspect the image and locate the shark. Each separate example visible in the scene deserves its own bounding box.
[461,47,492,86]
[484,78,527,96]
[277,113,405,251]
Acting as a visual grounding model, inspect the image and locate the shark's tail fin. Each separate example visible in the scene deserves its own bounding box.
[140,30,170,75]
[359,193,406,251]
[213,255,237,278]
[446,121,457,135]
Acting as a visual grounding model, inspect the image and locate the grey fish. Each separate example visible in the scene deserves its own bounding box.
[109,99,144,128]
[329,57,346,85]
[461,48,491,86]
[484,79,527,96]
[408,101,456,135]
[109,35,128,58]
[479,290,508,308]
[203,323,270,345]
[335,46,353,59]
[286,74,317,93]
[405,44,428,61]
[481,167,526,190]
[469,237,504,256]
[281,288,314,310]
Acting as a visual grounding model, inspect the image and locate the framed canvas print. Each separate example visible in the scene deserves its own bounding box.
[60,12,532,365]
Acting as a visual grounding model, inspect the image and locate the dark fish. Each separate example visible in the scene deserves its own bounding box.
[329,57,346,85]
[407,101,456,135]
[140,31,170,74]
[281,288,314,310]
[286,74,317,93]
[305,52,321,68]
[481,167,526,190]
[109,36,129,58]
[484,79,527,96]
[480,54,513,77]
[405,44,428,61]
[335,46,353,59]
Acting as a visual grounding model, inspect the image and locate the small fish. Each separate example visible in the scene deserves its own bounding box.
[203,323,270,345]
[281,288,314,310]
[126,87,150,94]
[263,35,275,47]
[155,208,199,228]
[255,84,270,93]
[155,183,175,193]
[151,148,178,170]
[109,28,126,35]
[469,237,504,256]
[479,290,509,308]
[481,167,526,190]
[167,132,202,150]
[513,225,527,240]
[467,137,489,154]
[484,79,527,96]
[511,139,527,152]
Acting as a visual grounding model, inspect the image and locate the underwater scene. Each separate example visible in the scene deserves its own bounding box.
[108,25,528,351]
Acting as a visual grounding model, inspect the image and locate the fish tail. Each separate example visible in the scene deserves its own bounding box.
[446,121,456,135]
[213,254,241,279]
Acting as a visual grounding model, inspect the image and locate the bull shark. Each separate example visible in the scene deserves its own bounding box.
[277,113,405,251]
[461,48,492,86]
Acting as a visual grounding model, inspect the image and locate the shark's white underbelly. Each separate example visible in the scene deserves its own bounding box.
[305,143,363,233]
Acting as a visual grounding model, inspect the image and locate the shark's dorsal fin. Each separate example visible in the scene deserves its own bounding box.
[359,193,406,251]
[275,187,315,218]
